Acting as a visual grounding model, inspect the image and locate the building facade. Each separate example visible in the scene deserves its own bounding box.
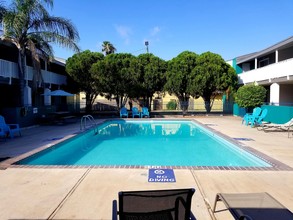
[228,36,293,123]
[0,40,77,126]
[229,36,293,105]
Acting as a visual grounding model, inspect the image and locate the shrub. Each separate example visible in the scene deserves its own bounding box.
[235,85,266,108]
[166,100,177,110]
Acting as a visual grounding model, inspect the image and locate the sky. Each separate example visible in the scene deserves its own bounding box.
[14,0,293,61]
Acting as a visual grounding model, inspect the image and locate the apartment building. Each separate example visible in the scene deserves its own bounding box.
[228,36,293,123]
[0,40,77,126]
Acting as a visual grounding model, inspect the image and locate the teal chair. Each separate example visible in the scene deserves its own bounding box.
[0,115,21,138]
[248,108,268,127]
[242,107,262,125]
[119,107,128,118]
[141,107,150,118]
[132,107,140,118]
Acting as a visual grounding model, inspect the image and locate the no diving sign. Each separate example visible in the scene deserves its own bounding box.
[148,169,176,182]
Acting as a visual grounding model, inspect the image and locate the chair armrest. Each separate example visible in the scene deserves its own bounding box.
[112,200,118,220]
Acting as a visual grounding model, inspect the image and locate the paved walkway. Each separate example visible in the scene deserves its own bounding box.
[0,116,292,219]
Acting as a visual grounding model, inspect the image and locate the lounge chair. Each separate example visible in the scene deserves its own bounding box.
[112,188,196,220]
[242,107,262,126]
[0,126,7,140]
[132,107,140,118]
[141,107,150,118]
[0,115,21,138]
[120,107,128,118]
[213,192,293,220]
[247,108,268,127]
[258,118,293,138]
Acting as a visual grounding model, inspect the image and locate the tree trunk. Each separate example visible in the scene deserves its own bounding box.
[204,100,211,113]
[18,50,26,107]
[85,93,93,114]
[179,95,189,116]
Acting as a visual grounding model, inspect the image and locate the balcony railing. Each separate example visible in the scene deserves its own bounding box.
[0,58,67,85]
[238,58,293,85]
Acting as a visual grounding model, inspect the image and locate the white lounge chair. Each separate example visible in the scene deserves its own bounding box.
[259,118,293,138]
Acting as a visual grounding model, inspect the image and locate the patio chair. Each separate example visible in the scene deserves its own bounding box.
[0,115,21,138]
[141,107,150,118]
[258,118,293,138]
[132,107,140,118]
[247,108,268,127]
[120,107,128,118]
[242,107,262,126]
[112,188,196,220]
[213,192,293,220]
[0,126,7,140]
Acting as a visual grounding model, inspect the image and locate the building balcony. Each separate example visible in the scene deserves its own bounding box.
[0,58,67,85]
[238,58,293,85]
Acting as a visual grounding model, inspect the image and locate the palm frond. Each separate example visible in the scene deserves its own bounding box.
[27,33,53,58]
[0,2,7,22]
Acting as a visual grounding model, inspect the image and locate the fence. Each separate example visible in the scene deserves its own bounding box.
[81,99,234,114]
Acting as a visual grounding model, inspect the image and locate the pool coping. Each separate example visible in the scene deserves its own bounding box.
[2,118,293,171]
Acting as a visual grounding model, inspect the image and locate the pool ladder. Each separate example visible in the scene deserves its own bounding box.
[80,115,98,134]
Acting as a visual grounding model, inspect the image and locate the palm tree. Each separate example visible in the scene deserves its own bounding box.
[0,0,80,106]
[0,1,6,22]
[101,41,116,55]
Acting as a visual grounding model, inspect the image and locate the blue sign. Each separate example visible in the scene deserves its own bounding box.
[148,169,176,182]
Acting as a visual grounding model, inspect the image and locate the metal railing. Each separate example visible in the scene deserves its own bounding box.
[80,115,98,134]
[0,58,67,85]
[81,99,229,113]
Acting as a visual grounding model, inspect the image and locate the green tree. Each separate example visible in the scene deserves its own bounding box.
[235,84,267,109]
[101,41,116,55]
[0,0,79,106]
[164,51,198,115]
[190,52,238,113]
[90,53,137,109]
[135,53,167,108]
[66,50,104,113]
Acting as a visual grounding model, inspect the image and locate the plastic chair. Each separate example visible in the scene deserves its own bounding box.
[141,107,150,118]
[0,115,21,138]
[119,107,128,118]
[242,107,262,125]
[248,108,268,127]
[132,107,140,118]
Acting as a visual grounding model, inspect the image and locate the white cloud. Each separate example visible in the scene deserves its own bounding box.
[150,26,161,36]
[115,25,132,44]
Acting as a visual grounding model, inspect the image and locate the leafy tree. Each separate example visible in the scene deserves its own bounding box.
[235,84,267,109]
[134,53,167,108]
[164,51,198,115]
[0,0,80,106]
[90,53,137,109]
[190,52,238,113]
[101,41,116,55]
[66,50,104,113]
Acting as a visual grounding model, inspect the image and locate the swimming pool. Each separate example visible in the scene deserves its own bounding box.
[16,120,271,168]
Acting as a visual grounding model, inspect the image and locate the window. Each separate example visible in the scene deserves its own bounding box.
[259,58,269,67]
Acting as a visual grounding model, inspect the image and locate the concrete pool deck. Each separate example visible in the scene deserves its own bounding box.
[0,116,292,219]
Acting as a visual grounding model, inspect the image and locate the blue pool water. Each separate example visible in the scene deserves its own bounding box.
[17,120,271,167]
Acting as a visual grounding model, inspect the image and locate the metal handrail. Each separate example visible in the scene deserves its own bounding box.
[80,115,98,134]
